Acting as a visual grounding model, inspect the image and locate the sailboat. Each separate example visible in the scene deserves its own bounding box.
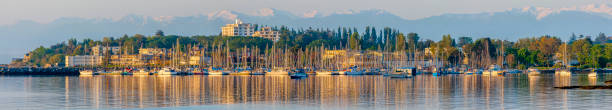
[483,65,503,76]
[556,41,572,76]
[588,71,598,77]
[268,68,289,75]
[527,68,541,76]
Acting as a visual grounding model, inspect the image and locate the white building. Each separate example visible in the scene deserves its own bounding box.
[221,19,255,36]
[65,55,102,67]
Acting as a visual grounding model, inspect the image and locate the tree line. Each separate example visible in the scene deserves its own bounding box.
[21,27,612,69]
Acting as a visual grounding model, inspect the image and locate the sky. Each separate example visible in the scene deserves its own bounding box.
[0,0,610,25]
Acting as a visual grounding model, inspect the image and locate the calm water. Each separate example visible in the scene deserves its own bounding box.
[1,74,611,110]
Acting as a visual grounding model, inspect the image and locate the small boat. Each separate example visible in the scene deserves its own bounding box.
[527,68,540,76]
[315,70,333,75]
[289,69,308,79]
[230,68,251,75]
[191,68,206,75]
[251,68,266,75]
[79,70,94,75]
[483,65,503,76]
[96,70,123,75]
[157,68,178,75]
[588,72,598,77]
[364,69,381,75]
[432,67,443,76]
[384,67,415,78]
[336,70,346,75]
[555,69,572,76]
[208,67,228,75]
[267,68,289,75]
[506,69,522,74]
[344,66,364,75]
[133,69,150,75]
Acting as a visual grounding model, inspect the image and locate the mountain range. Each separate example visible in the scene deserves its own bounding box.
[2,4,612,63]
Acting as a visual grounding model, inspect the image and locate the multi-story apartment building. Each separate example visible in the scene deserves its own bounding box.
[65,55,102,67]
[221,19,255,36]
[253,27,280,42]
[221,19,280,42]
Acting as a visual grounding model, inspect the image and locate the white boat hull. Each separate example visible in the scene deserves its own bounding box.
[79,70,93,75]
[267,70,289,75]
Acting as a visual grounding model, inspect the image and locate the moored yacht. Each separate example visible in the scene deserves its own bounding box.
[315,70,334,75]
[289,69,308,79]
[344,66,364,75]
[555,69,572,76]
[230,68,251,75]
[157,68,178,75]
[588,72,598,77]
[384,67,416,78]
[133,69,150,75]
[483,65,503,76]
[79,70,94,75]
[267,68,289,75]
[208,67,228,75]
[527,68,541,76]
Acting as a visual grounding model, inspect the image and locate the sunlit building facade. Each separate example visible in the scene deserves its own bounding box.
[253,27,280,42]
[92,45,121,56]
[65,55,102,67]
[221,19,255,36]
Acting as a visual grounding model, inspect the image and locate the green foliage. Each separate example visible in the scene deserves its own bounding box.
[21,27,612,69]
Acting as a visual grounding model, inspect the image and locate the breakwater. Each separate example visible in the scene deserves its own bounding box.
[0,67,79,75]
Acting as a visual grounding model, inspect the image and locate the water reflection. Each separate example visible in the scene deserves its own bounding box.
[0,74,611,109]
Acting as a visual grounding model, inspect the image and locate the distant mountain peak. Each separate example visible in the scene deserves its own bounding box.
[152,16,175,23]
[207,10,239,21]
[519,4,612,20]
[302,10,318,18]
[331,9,391,16]
[253,8,276,16]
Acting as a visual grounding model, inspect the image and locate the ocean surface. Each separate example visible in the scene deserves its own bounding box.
[1,74,611,110]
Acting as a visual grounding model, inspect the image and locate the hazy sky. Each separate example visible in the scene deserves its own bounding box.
[0,0,610,25]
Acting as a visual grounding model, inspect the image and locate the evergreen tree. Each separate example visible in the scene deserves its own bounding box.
[155,30,164,36]
[595,32,607,44]
[371,27,377,43]
[570,33,577,43]
[364,26,371,41]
